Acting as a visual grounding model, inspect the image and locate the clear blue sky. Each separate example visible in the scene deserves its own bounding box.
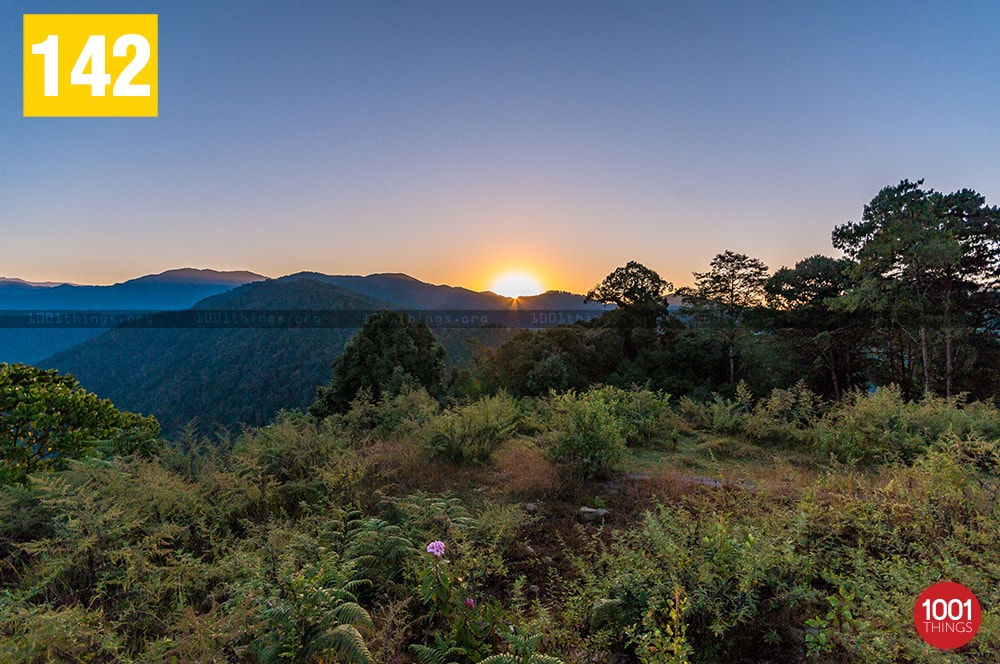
[3,0,999,293]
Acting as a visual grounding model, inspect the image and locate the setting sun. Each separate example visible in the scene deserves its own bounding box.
[490,272,544,298]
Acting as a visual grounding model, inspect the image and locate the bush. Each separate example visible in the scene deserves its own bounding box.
[426,393,521,463]
[581,386,677,448]
[547,390,627,480]
[0,603,124,663]
[741,382,821,447]
[340,387,440,445]
[568,500,811,662]
[233,411,368,517]
[677,394,743,436]
[813,386,1000,464]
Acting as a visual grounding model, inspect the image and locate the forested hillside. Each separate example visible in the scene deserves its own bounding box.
[44,279,389,435]
[39,273,601,436]
[0,269,265,363]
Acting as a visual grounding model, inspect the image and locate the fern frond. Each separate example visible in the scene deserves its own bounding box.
[332,600,374,630]
[409,641,466,664]
[590,597,626,630]
[323,623,374,664]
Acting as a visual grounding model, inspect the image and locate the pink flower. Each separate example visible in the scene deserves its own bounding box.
[465,597,476,608]
[426,540,446,557]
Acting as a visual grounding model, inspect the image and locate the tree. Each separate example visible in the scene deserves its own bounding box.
[678,251,769,384]
[586,261,672,309]
[681,251,769,322]
[765,255,863,399]
[832,180,1000,396]
[310,311,446,418]
[477,326,622,397]
[0,363,160,484]
[587,262,673,361]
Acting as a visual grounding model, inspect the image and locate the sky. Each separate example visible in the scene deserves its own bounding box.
[3,1,999,295]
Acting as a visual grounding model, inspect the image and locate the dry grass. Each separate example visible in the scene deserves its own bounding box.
[490,438,561,499]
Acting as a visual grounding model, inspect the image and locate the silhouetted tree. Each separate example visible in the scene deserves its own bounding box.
[832,180,1000,396]
[310,311,445,418]
[678,251,769,384]
[765,255,863,399]
[586,261,672,309]
[587,261,673,360]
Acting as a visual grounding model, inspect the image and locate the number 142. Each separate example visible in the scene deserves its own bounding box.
[31,34,151,97]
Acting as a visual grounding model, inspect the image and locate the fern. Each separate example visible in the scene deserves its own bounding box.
[479,629,565,664]
[590,597,626,631]
[409,633,467,664]
[251,557,375,664]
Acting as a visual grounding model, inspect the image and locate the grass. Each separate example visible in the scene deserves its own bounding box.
[4,387,1000,663]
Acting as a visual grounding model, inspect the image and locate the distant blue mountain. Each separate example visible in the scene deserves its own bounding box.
[0,268,266,363]
[0,268,267,310]
[280,272,610,311]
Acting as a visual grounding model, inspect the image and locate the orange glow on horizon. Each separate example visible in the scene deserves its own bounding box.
[487,270,545,298]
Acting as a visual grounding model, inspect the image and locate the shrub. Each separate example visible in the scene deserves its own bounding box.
[0,603,124,663]
[813,386,1000,464]
[741,382,821,447]
[340,386,441,445]
[677,387,750,436]
[234,411,354,516]
[580,386,676,448]
[568,501,811,662]
[548,390,627,480]
[426,392,521,463]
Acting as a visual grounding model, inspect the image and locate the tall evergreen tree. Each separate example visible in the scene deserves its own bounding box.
[832,180,1000,396]
[678,251,769,385]
[310,311,446,418]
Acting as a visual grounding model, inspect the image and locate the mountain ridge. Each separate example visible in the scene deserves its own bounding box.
[0,269,267,364]
[39,272,607,435]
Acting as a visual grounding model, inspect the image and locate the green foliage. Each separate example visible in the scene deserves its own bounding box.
[342,516,421,600]
[0,363,160,484]
[832,179,1000,397]
[583,385,676,448]
[547,390,627,480]
[478,326,621,398]
[410,633,468,664]
[0,458,220,658]
[741,382,821,446]
[793,451,1000,661]
[804,585,860,661]
[339,386,441,444]
[250,556,375,664]
[0,602,124,663]
[627,586,692,664]
[479,629,565,664]
[569,500,811,662]
[311,310,446,418]
[233,410,365,517]
[3,373,1000,662]
[813,386,1000,463]
[426,392,521,463]
[677,392,748,436]
[765,256,861,399]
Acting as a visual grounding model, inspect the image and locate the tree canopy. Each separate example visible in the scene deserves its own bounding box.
[310,311,446,418]
[585,261,672,309]
[680,250,769,322]
[0,363,160,484]
[832,179,1000,396]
